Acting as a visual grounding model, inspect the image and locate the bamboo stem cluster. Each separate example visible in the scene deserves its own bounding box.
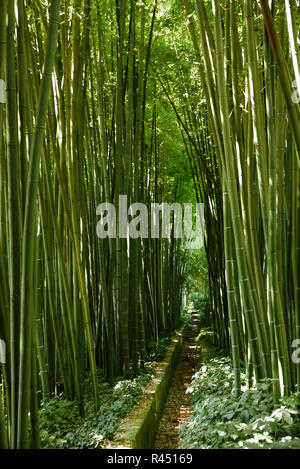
[182,0,300,398]
[0,0,185,448]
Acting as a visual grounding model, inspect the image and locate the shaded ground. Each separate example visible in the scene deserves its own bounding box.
[154,312,204,449]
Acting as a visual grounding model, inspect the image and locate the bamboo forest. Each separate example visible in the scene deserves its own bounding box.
[0,0,300,452]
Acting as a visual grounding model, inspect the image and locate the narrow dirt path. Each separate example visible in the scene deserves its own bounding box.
[154,312,202,449]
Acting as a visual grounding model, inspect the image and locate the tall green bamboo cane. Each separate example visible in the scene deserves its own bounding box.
[6,0,22,448]
[257,0,300,161]
[17,0,60,448]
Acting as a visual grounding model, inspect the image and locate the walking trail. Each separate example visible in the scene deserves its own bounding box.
[154,312,205,449]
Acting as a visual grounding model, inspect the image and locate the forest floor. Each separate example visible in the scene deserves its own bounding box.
[154,312,208,449]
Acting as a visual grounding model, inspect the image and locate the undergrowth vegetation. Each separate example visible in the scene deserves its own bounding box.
[39,366,155,449]
[39,323,187,449]
[179,350,300,449]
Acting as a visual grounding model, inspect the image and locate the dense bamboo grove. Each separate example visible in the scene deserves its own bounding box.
[0,0,187,448]
[0,0,299,450]
[178,0,300,399]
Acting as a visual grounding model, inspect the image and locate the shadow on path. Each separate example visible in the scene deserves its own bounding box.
[154,312,202,449]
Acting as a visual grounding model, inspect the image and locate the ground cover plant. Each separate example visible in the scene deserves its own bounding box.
[179,344,300,449]
[39,366,155,449]
[38,324,186,449]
